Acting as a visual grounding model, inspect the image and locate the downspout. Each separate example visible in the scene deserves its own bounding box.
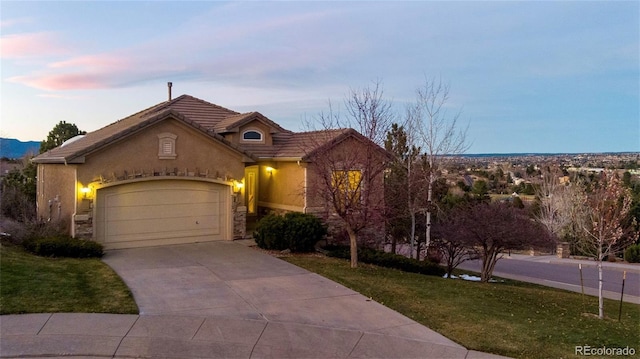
[71,164,77,238]
[302,163,308,214]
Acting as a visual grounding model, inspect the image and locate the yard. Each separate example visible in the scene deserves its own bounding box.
[0,243,138,315]
[1,240,638,359]
[282,253,640,359]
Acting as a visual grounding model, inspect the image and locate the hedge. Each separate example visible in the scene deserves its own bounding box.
[624,244,640,263]
[22,235,104,258]
[254,212,327,252]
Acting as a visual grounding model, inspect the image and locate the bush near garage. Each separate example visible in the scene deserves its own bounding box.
[254,212,326,252]
[22,235,104,258]
[326,245,446,277]
[624,244,640,263]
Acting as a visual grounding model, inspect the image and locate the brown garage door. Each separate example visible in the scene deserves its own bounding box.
[95,179,230,249]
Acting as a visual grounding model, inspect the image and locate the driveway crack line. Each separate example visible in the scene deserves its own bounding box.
[190,317,207,340]
[249,321,269,358]
[112,315,140,358]
[35,313,53,335]
[346,332,365,358]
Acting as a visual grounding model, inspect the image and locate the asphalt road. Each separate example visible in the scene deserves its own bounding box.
[456,256,640,304]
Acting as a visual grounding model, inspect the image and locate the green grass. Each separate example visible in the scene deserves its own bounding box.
[0,243,138,315]
[283,254,640,359]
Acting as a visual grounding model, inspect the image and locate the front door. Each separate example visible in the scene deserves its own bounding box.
[245,166,258,215]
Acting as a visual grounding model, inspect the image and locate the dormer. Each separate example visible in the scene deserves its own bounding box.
[216,112,290,146]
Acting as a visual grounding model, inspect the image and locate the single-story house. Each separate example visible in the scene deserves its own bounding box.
[33,94,388,249]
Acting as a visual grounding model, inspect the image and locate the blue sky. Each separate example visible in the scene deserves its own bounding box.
[1,1,638,154]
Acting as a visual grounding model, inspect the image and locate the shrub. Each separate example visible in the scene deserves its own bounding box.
[23,235,104,258]
[0,219,68,246]
[254,213,288,250]
[254,212,326,252]
[327,245,446,277]
[283,212,327,252]
[624,244,640,263]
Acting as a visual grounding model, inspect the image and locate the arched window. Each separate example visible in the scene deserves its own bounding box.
[242,130,263,142]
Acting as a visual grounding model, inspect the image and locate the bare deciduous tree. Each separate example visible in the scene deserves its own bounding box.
[305,81,393,268]
[534,165,572,239]
[577,171,638,319]
[408,77,469,253]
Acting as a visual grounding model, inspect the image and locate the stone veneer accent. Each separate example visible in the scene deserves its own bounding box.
[73,213,93,240]
[233,205,247,239]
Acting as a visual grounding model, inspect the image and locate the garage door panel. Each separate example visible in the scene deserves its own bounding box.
[105,226,218,243]
[104,215,220,238]
[103,200,220,222]
[95,180,230,249]
[105,188,220,208]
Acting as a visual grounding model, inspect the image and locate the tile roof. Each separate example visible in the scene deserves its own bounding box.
[32,94,384,164]
[236,129,351,159]
[213,112,290,134]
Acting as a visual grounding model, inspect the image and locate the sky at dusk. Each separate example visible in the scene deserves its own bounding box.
[1,1,638,154]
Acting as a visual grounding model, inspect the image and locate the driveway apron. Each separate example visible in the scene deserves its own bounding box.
[1,241,508,358]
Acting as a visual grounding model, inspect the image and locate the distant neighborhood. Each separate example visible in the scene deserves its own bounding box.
[438,152,640,198]
[2,135,638,186]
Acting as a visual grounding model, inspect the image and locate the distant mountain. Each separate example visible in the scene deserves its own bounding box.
[0,138,41,159]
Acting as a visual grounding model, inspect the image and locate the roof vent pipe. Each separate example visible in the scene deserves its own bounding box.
[167,82,173,101]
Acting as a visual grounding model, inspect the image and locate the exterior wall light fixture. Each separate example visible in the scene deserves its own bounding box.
[80,186,91,199]
[234,180,244,194]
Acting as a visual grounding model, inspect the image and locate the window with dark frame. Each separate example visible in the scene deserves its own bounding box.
[242,130,263,141]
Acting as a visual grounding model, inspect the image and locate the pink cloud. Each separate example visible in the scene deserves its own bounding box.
[9,73,109,91]
[0,32,69,58]
[49,54,133,70]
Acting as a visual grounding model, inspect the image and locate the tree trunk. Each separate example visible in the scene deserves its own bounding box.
[481,250,497,283]
[391,236,397,254]
[598,246,604,319]
[425,174,434,257]
[347,225,358,268]
[410,208,416,259]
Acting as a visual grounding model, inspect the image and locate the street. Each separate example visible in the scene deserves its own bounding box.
[456,255,640,304]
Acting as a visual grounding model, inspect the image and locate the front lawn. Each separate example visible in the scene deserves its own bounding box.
[0,243,138,315]
[283,254,640,359]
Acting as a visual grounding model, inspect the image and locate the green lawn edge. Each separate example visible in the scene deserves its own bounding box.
[0,243,138,315]
[282,254,640,359]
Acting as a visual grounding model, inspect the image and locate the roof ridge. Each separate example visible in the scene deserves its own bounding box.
[295,128,352,135]
[175,94,240,115]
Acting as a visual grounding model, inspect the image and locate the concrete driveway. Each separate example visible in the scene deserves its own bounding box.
[0,241,505,358]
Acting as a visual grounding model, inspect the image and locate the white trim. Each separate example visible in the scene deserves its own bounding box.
[241,129,264,143]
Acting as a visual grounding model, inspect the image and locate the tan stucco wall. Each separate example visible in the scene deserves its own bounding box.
[77,118,246,197]
[257,161,305,211]
[36,163,77,229]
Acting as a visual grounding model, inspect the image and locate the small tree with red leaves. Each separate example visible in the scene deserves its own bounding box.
[441,202,555,282]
